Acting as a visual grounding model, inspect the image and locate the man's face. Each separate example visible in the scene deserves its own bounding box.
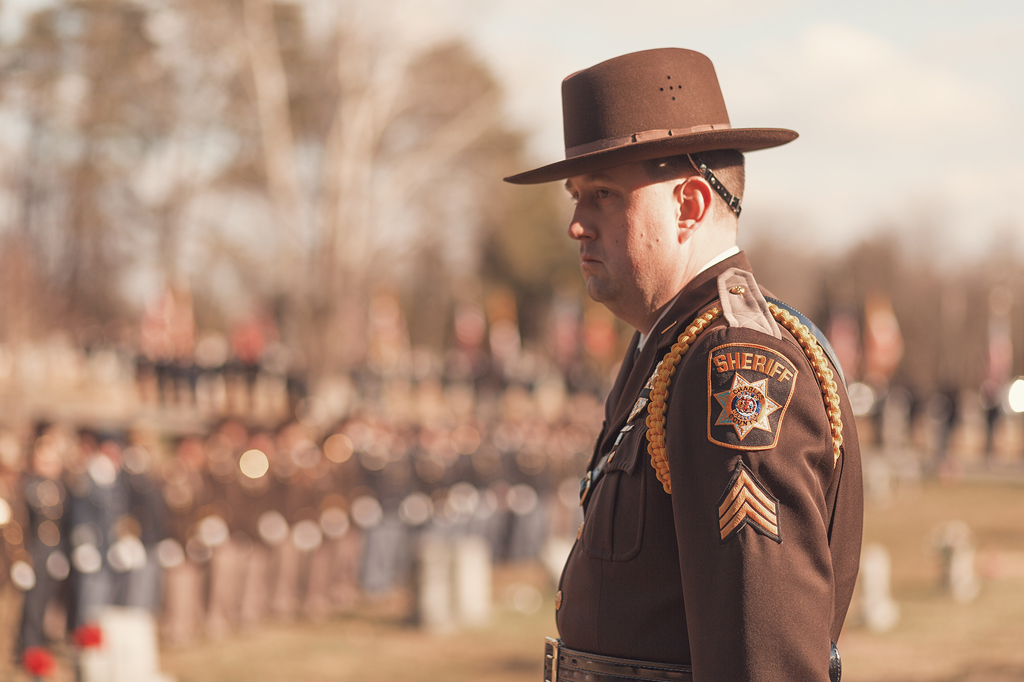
[564,163,681,325]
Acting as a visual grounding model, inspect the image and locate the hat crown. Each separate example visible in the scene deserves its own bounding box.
[562,48,731,154]
[503,47,796,185]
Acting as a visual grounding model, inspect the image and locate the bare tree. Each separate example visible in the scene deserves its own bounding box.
[0,0,539,375]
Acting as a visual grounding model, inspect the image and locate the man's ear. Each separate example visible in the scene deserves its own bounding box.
[674,176,713,241]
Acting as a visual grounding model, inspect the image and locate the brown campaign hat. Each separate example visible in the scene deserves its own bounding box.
[504,48,797,185]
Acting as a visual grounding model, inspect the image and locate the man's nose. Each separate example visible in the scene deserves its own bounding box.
[567,209,592,241]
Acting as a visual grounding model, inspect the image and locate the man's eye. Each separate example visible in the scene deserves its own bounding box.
[595,189,611,199]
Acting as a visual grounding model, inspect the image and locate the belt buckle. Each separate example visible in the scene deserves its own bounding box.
[544,637,560,682]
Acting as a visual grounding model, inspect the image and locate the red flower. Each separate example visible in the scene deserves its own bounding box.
[72,623,104,649]
[21,646,56,677]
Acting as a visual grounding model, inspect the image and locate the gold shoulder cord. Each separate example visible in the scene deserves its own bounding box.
[645,304,844,495]
[645,308,721,494]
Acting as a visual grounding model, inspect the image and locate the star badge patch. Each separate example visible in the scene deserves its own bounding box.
[714,374,780,439]
[707,343,798,450]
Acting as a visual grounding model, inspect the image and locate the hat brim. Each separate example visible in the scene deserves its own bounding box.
[503,127,797,185]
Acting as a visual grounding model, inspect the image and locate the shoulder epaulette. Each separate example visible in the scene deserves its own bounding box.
[716,268,781,339]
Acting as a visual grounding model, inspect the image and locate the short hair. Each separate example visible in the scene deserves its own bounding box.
[642,149,745,218]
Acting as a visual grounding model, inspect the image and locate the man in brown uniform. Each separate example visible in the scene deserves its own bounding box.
[505,48,863,682]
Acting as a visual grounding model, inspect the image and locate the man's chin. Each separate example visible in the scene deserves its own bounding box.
[585,279,614,304]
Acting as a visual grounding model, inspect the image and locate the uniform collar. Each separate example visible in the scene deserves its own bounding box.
[602,250,752,437]
[637,246,740,353]
[651,250,751,352]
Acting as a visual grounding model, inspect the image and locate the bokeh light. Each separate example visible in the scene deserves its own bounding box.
[319,507,350,539]
[848,382,876,417]
[292,520,323,552]
[323,434,354,464]
[239,449,270,479]
[350,496,383,530]
[1008,378,1024,414]
[257,511,290,546]
[45,551,70,581]
[10,561,36,591]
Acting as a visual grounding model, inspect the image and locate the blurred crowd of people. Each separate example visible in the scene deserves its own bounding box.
[0,282,1018,676]
[0,369,601,670]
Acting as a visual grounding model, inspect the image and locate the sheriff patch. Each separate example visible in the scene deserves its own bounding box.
[707,343,798,450]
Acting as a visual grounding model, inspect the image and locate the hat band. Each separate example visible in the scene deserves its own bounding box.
[565,123,732,158]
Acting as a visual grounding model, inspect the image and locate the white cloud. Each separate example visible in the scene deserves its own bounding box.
[730,22,1010,142]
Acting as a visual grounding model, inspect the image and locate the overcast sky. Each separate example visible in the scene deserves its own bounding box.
[396,0,1024,260]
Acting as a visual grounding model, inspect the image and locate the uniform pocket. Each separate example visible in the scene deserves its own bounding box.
[580,458,646,562]
[603,420,647,476]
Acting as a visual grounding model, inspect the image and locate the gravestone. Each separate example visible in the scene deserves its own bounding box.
[934,520,981,603]
[454,535,492,627]
[80,606,175,682]
[417,535,454,633]
[859,543,900,633]
[862,456,893,504]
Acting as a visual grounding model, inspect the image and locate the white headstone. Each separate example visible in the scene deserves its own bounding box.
[79,606,175,682]
[863,457,894,504]
[418,536,454,633]
[859,543,900,633]
[934,520,981,603]
[454,535,492,627]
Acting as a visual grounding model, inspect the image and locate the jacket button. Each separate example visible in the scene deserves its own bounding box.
[555,590,563,610]
[729,285,746,295]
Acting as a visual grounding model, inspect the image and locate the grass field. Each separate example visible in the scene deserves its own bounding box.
[23,476,1024,682]
[841,475,1024,682]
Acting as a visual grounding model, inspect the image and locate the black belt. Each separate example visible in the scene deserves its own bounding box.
[543,638,842,682]
[544,638,692,682]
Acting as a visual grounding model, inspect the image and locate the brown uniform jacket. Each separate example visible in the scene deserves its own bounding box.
[556,252,863,681]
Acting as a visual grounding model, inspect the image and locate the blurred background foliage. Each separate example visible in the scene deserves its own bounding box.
[0,0,1020,398]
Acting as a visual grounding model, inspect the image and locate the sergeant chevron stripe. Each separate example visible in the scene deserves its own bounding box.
[717,462,781,543]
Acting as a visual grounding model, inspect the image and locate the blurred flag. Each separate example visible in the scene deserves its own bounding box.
[486,288,521,369]
[549,292,581,371]
[826,309,860,382]
[984,286,1013,399]
[582,301,618,366]
[863,293,903,386]
[141,285,195,362]
[367,291,410,375]
[231,312,277,365]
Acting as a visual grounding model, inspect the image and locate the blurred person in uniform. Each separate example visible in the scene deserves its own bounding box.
[202,427,246,636]
[354,420,412,599]
[159,435,210,645]
[66,431,130,628]
[320,422,365,614]
[17,428,71,658]
[505,48,863,681]
[235,430,277,628]
[264,427,303,620]
[0,430,28,677]
[121,444,168,614]
[275,422,334,621]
